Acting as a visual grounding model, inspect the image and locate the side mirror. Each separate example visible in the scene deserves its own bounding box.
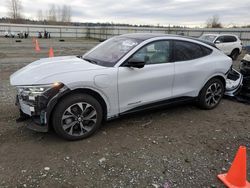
[215,40,221,44]
[125,56,147,68]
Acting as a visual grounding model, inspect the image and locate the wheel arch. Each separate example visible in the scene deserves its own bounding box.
[46,87,109,129]
[230,48,240,55]
[199,74,226,96]
[211,75,226,87]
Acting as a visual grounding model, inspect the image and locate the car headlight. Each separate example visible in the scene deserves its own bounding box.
[17,82,63,99]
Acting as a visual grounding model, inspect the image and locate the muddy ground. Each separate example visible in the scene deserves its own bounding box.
[0,37,249,188]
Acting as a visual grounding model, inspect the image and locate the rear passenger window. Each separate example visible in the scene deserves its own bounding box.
[223,36,237,43]
[173,41,212,62]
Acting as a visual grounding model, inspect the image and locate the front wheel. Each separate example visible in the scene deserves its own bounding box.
[52,93,103,140]
[198,78,225,110]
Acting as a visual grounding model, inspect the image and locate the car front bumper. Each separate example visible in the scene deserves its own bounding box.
[15,84,68,132]
[16,94,49,132]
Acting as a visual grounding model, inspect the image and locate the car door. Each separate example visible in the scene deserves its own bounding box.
[215,36,226,53]
[172,40,213,97]
[117,40,175,113]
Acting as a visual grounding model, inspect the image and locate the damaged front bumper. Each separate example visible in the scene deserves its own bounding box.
[225,68,243,97]
[15,83,67,132]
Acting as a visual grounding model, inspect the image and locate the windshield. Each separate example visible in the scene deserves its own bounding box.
[199,35,217,42]
[83,37,141,67]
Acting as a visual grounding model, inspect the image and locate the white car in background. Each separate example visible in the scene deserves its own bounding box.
[10,33,233,140]
[200,34,242,60]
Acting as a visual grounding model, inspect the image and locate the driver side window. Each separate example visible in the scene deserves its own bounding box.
[216,36,224,43]
[132,41,171,65]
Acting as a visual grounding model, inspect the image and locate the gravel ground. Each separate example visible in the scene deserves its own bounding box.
[0,37,250,188]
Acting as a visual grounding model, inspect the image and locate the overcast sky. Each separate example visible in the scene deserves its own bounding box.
[0,0,249,27]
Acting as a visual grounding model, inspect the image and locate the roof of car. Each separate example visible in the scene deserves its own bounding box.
[201,33,239,37]
[119,33,217,48]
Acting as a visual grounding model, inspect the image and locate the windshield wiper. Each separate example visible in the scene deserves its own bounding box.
[83,58,98,65]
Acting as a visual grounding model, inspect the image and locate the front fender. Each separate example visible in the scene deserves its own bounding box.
[67,84,112,114]
[46,83,115,126]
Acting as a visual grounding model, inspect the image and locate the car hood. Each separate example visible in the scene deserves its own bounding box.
[10,56,106,86]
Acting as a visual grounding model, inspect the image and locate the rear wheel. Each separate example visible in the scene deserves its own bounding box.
[230,49,239,60]
[52,93,103,140]
[198,78,225,109]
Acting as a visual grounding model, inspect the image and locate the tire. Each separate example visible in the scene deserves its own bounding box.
[198,78,225,110]
[52,93,103,141]
[230,49,239,61]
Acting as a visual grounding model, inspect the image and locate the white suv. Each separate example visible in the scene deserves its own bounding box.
[200,34,242,60]
[10,33,232,140]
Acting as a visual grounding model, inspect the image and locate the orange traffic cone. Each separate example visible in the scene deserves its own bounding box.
[35,39,40,52]
[217,146,250,188]
[49,47,54,57]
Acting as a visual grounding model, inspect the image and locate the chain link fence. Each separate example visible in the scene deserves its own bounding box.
[1,23,250,45]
